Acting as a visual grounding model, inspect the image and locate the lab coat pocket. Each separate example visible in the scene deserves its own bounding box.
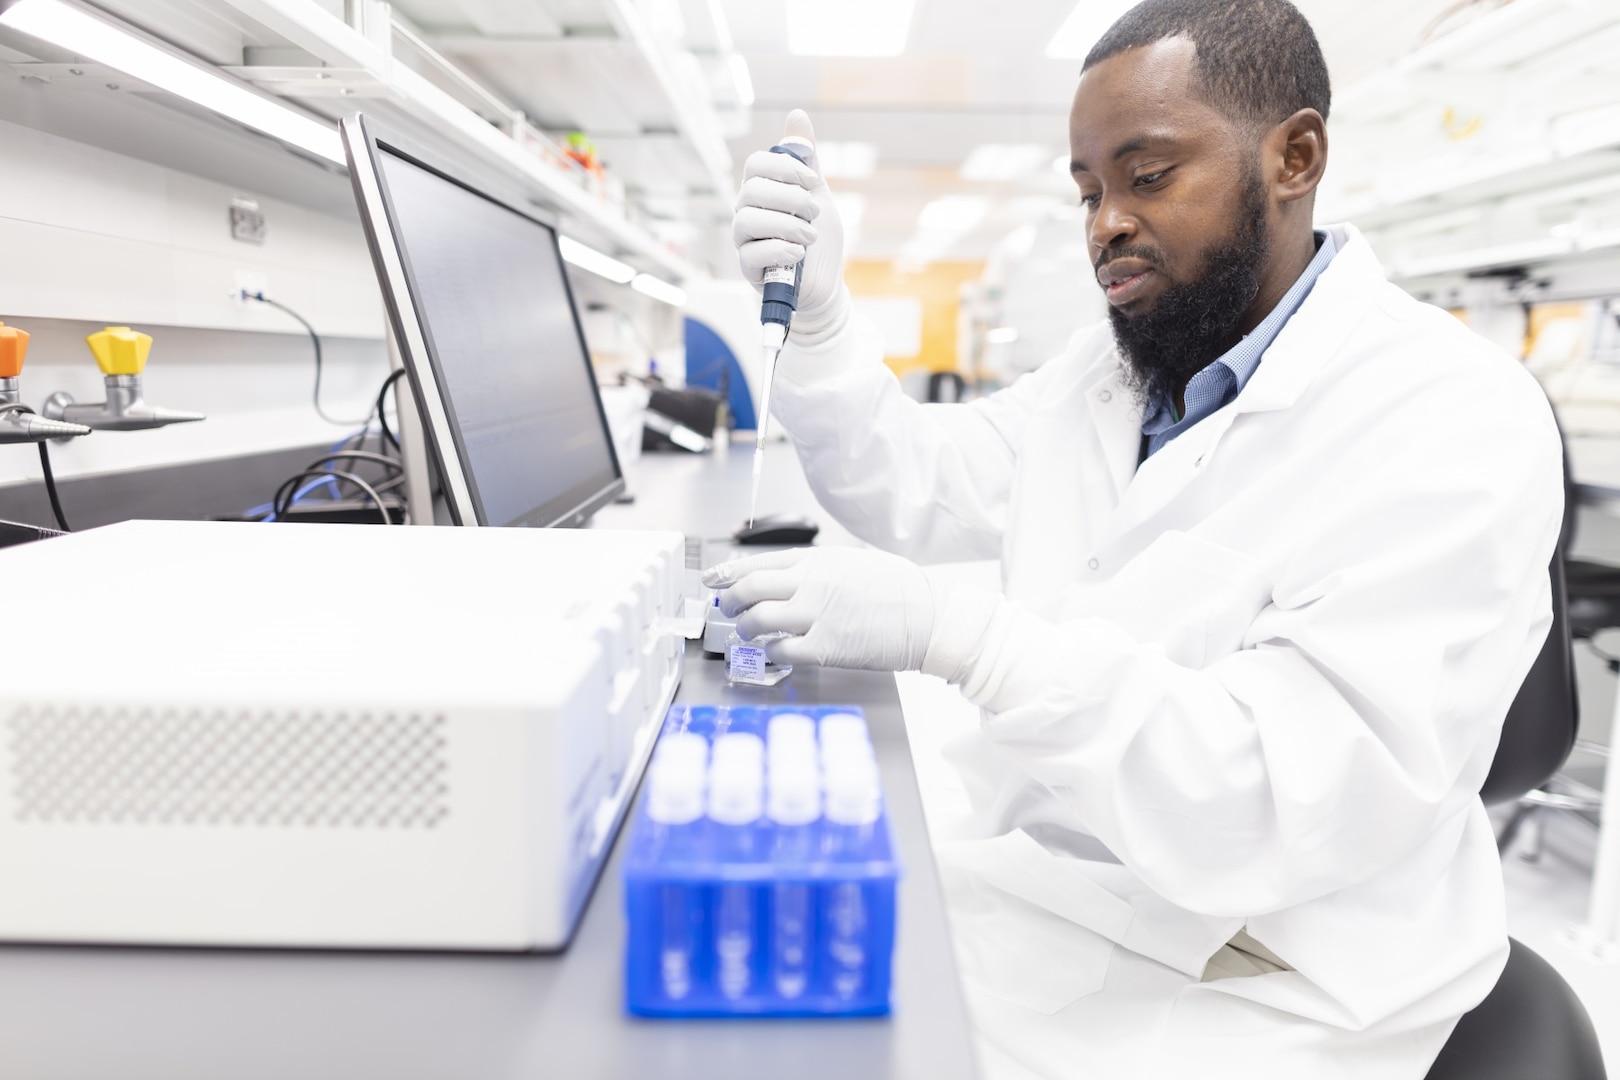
[1117,531,1272,668]
[937,829,1134,1014]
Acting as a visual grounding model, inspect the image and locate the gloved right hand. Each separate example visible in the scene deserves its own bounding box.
[732,109,851,346]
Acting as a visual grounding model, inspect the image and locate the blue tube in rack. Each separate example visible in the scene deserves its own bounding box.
[623,705,901,1018]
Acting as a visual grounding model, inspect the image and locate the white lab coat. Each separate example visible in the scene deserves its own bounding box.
[769,224,1564,1079]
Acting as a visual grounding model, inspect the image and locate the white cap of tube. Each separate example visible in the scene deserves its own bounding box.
[655,731,709,770]
[819,712,871,754]
[767,713,818,768]
[824,754,882,826]
[646,736,708,825]
[768,760,821,825]
[708,733,765,825]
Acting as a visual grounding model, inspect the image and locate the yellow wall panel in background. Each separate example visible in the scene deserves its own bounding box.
[844,260,983,377]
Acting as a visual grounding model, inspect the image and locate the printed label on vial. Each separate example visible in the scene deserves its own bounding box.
[728,643,768,681]
[762,266,797,286]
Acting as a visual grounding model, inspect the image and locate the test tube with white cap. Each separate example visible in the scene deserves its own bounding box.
[708,733,766,999]
[644,732,709,1000]
[767,727,821,1000]
[821,739,882,1001]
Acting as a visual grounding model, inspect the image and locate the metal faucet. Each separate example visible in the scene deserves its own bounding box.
[0,321,91,442]
[42,326,204,432]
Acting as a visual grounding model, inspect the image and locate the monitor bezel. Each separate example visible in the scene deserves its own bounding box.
[342,112,626,528]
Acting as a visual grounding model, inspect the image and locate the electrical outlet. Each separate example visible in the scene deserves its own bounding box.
[230,197,266,244]
[234,270,267,304]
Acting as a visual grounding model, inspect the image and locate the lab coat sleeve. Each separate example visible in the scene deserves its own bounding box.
[769,313,1085,563]
[922,383,1564,918]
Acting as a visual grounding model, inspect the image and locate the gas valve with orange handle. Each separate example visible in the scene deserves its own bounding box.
[43,326,204,431]
[0,321,93,443]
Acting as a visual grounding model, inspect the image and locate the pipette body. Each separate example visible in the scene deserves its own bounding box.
[749,137,814,528]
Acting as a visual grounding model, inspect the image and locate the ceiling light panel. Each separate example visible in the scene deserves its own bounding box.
[1045,0,1140,60]
[0,0,344,164]
[631,273,687,306]
[786,0,917,57]
[961,144,1052,181]
[558,236,636,284]
[917,195,990,233]
[815,141,880,179]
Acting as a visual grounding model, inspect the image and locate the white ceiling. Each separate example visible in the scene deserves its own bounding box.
[7,0,1613,281]
[714,0,1471,261]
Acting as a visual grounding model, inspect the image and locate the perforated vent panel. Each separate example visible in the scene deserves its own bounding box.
[6,706,449,829]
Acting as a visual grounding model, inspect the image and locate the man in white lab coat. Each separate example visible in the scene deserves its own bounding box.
[707,0,1564,1076]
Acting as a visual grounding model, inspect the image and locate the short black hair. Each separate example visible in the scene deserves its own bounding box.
[1082,0,1331,129]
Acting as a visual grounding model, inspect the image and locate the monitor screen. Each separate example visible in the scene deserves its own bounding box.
[370,139,621,527]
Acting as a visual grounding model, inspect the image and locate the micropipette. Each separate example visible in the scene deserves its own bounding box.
[749,136,815,529]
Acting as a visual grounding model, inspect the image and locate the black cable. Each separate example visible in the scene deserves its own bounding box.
[244,292,371,427]
[37,441,70,532]
[376,368,407,452]
[271,468,393,525]
[0,403,72,532]
[302,450,403,474]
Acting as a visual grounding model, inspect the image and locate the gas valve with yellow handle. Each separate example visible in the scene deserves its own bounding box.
[43,326,205,432]
[0,321,93,443]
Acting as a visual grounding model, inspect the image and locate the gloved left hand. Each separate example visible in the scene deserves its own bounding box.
[702,547,936,671]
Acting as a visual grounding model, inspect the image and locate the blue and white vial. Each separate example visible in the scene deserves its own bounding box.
[707,733,766,1000]
[766,714,821,999]
[644,733,709,1001]
[819,717,882,1001]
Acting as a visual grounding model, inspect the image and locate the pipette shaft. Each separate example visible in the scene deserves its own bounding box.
[749,138,814,529]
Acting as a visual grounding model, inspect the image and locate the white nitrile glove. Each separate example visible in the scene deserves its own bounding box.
[703,547,934,671]
[732,109,852,347]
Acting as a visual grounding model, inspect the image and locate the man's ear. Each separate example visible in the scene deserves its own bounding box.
[1269,109,1327,204]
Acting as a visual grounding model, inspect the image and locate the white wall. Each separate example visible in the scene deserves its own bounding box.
[0,117,392,487]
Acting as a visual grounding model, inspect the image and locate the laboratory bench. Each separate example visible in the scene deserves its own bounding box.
[0,439,979,1080]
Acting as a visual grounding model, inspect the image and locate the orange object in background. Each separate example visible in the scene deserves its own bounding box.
[564,132,604,178]
[0,321,29,378]
[86,326,152,376]
[844,260,983,378]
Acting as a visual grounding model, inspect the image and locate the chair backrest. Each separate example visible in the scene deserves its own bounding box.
[1478,416,1578,807]
[1479,548,1577,806]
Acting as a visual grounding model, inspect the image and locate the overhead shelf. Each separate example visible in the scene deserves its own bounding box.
[6,0,747,282]
[1318,0,1620,283]
[217,0,735,280]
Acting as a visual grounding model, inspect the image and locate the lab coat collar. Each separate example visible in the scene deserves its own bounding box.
[1101,223,1380,533]
[1083,363,1144,500]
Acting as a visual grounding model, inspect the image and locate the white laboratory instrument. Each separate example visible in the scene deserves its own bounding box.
[0,519,690,951]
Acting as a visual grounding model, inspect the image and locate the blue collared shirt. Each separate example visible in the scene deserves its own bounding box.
[1140,230,1337,459]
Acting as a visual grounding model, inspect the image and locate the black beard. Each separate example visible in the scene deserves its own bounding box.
[1105,172,1271,410]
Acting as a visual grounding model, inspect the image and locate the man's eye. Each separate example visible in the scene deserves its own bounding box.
[1079,192,1101,207]
[1134,170,1167,187]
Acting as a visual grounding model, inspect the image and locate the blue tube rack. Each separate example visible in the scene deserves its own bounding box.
[623,705,900,1018]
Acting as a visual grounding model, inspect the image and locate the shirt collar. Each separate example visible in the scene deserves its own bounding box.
[1140,229,1337,435]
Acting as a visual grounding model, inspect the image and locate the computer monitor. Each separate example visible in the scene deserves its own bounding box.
[341,114,624,527]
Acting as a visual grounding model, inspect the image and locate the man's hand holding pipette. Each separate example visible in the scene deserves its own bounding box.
[734,110,851,347]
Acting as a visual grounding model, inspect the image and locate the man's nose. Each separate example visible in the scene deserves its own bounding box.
[1088,194,1136,253]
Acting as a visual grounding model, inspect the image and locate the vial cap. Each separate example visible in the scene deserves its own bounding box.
[824,756,882,826]
[767,761,821,825]
[768,713,816,746]
[819,712,870,750]
[645,754,705,825]
[711,732,764,766]
[707,736,765,825]
[654,731,709,769]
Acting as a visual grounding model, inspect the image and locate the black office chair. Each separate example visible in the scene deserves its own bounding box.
[1498,424,1609,858]
[1425,550,1608,1080]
